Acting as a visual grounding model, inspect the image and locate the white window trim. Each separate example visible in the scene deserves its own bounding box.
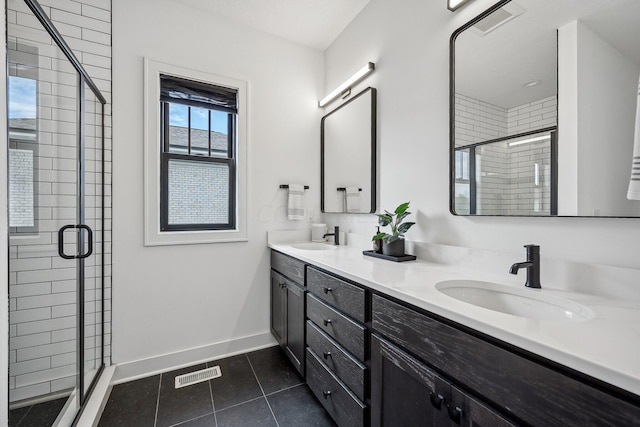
[144,58,248,246]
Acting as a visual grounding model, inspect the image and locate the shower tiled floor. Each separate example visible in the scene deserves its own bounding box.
[98,346,337,427]
[9,396,68,427]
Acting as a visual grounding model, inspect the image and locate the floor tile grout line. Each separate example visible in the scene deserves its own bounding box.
[15,405,33,427]
[214,395,265,413]
[13,405,35,427]
[264,381,306,397]
[207,372,218,427]
[168,412,215,427]
[245,354,280,427]
[153,373,162,427]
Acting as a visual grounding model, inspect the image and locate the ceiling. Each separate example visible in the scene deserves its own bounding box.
[455,0,640,109]
[173,0,370,51]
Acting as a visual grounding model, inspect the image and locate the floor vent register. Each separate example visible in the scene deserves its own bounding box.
[175,366,222,389]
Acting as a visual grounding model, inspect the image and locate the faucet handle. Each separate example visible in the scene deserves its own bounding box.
[524,244,539,254]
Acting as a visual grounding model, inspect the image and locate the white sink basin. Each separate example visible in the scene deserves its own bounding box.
[436,280,594,322]
[290,242,338,251]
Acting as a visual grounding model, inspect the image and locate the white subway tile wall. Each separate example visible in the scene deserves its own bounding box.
[7,0,111,404]
[454,94,557,215]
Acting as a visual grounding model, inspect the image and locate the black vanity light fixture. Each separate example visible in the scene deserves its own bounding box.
[448,0,473,11]
[319,62,375,107]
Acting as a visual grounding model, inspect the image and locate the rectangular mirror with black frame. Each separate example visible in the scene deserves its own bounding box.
[322,87,377,213]
[450,0,640,217]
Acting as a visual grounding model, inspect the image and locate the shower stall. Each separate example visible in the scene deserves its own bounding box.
[7,0,106,424]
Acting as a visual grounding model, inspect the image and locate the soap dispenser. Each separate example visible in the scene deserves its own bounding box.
[373,226,383,253]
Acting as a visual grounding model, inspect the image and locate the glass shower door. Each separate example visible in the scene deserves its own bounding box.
[7,0,106,424]
[81,83,104,396]
[7,34,81,420]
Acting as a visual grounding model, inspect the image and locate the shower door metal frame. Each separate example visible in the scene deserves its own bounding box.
[18,0,107,421]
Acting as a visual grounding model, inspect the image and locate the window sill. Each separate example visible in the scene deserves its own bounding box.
[144,228,248,246]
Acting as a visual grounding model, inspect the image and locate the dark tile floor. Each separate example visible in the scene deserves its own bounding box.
[9,396,68,427]
[98,346,337,427]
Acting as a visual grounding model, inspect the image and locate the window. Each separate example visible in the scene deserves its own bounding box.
[144,59,247,245]
[454,148,471,214]
[8,75,38,235]
[160,76,237,231]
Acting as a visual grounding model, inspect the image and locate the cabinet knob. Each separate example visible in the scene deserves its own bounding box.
[323,351,332,359]
[323,319,332,326]
[323,287,333,294]
[447,404,463,424]
[279,282,286,288]
[429,392,444,410]
[323,390,332,399]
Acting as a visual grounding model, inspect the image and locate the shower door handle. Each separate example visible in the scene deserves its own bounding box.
[58,224,93,259]
[76,224,93,259]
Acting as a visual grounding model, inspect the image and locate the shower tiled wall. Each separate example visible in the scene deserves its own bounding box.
[454,93,557,215]
[507,96,557,135]
[476,142,509,215]
[454,93,508,146]
[7,0,112,403]
[505,140,552,215]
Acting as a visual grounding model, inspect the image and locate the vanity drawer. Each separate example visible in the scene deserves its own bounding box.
[307,267,365,323]
[307,294,366,361]
[371,294,640,427]
[307,320,366,401]
[306,348,365,427]
[271,250,305,285]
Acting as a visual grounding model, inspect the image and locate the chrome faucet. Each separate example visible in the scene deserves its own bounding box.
[323,226,340,245]
[509,244,541,288]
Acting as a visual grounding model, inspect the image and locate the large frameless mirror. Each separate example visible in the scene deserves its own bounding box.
[450,0,640,217]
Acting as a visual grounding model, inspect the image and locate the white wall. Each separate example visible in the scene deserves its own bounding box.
[575,21,640,216]
[557,20,579,215]
[324,0,640,270]
[111,0,323,366]
[559,20,640,217]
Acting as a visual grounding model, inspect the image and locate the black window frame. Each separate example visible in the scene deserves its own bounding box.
[159,75,237,232]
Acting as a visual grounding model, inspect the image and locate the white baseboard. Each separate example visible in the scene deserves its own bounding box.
[112,332,277,385]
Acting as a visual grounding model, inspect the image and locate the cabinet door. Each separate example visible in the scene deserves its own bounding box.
[371,333,517,427]
[451,385,517,427]
[270,270,286,346]
[285,281,305,375]
[371,334,451,427]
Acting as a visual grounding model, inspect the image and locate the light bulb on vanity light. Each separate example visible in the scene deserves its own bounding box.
[319,62,375,107]
[448,0,473,11]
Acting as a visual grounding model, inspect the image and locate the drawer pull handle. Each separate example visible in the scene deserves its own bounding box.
[323,319,332,326]
[323,287,333,294]
[447,404,463,424]
[323,351,332,359]
[323,390,332,399]
[279,282,286,288]
[429,392,444,410]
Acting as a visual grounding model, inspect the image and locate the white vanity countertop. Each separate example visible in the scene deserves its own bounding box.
[268,240,640,397]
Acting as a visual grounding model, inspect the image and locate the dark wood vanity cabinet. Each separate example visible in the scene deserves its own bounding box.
[305,266,368,427]
[371,333,515,427]
[270,252,306,376]
[270,251,640,427]
[371,294,640,427]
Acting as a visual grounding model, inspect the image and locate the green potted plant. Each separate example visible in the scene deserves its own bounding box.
[372,202,416,256]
